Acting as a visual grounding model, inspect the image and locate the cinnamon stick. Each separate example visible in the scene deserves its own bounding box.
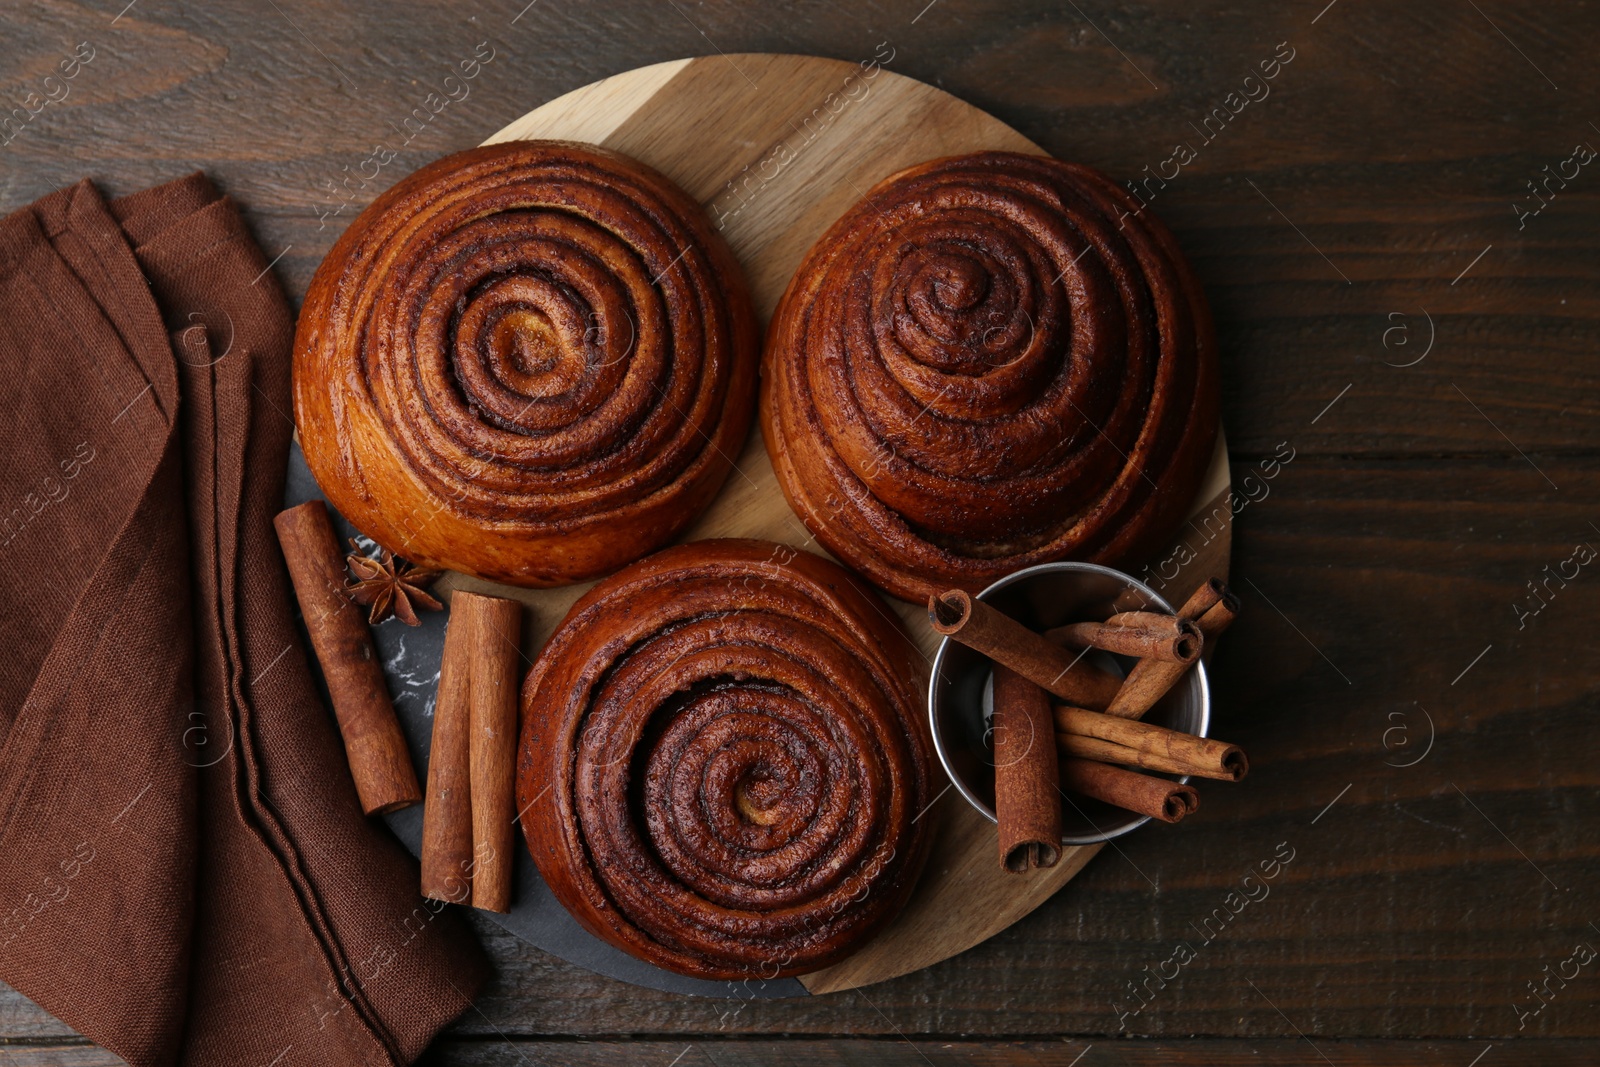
[1056,733,1181,777]
[1046,611,1202,664]
[1054,705,1248,781]
[463,593,522,913]
[421,596,476,904]
[1176,578,1228,623]
[273,501,421,816]
[1059,758,1199,824]
[990,666,1062,872]
[930,590,1121,710]
[1105,580,1239,720]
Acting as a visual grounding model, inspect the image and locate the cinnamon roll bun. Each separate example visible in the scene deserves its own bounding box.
[518,539,934,979]
[294,141,758,586]
[762,151,1218,602]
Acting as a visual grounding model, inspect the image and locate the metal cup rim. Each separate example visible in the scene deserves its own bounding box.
[926,560,1212,845]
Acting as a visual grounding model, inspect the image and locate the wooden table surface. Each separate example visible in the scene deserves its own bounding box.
[3,1,1598,1063]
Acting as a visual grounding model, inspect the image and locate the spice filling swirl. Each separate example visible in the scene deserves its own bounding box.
[763,151,1218,602]
[518,540,934,979]
[294,141,757,586]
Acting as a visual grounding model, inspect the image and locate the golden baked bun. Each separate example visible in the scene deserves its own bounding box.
[762,151,1218,602]
[294,141,758,586]
[518,539,934,980]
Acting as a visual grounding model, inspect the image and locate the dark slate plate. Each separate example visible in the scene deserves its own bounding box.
[285,443,805,999]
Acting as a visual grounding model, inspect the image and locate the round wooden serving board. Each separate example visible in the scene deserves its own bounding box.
[297,52,1233,998]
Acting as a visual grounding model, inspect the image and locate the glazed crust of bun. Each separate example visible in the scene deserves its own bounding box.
[517,539,935,980]
[762,150,1219,602]
[294,140,758,586]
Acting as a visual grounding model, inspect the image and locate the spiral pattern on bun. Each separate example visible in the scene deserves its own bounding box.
[518,539,934,979]
[762,151,1218,602]
[294,141,758,586]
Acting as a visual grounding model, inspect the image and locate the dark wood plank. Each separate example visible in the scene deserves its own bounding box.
[0,1044,119,1067]
[420,1038,1600,1065]
[2,0,1598,1053]
[5,1037,1599,1066]
[0,987,82,1041]
[3,2,1596,458]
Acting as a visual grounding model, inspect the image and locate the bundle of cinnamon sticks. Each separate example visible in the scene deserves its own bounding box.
[929,578,1243,873]
[420,591,523,913]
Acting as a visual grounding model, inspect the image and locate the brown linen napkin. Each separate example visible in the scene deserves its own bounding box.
[0,174,488,1066]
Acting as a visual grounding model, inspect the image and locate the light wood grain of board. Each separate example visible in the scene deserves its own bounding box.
[453,53,1234,992]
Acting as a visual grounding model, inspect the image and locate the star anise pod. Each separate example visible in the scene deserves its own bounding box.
[345,541,443,626]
